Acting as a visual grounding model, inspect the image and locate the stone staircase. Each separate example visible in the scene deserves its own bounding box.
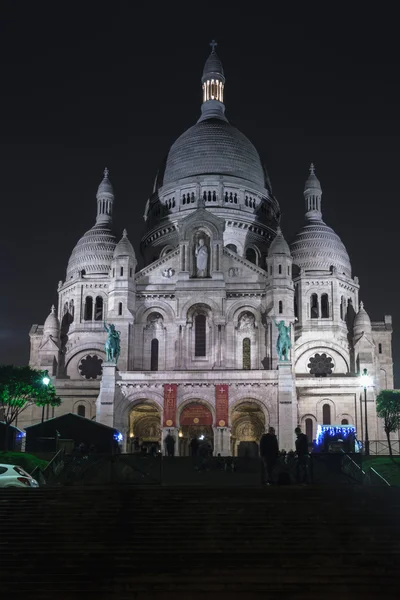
[1,485,399,599]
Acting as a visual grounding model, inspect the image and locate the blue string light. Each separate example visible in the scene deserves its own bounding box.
[315,424,356,446]
[113,432,123,442]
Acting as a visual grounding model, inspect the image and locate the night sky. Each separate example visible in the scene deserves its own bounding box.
[1,4,399,385]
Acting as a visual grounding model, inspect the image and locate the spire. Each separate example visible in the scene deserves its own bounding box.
[268,226,291,257]
[96,168,114,226]
[198,41,227,123]
[304,162,322,221]
[43,305,60,339]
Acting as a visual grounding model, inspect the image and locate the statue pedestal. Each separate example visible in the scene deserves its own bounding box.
[277,361,297,452]
[96,362,119,429]
[213,427,231,456]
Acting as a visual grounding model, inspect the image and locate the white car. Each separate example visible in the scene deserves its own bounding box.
[0,464,39,488]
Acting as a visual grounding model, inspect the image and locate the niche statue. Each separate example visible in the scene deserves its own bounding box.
[195,237,208,277]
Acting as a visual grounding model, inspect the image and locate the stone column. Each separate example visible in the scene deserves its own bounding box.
[278,361,297,451]
[96,362,119,428]
[214,427,231,456]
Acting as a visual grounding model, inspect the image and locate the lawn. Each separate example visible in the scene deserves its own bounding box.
[0,451,49,474]
[362,456,400,486]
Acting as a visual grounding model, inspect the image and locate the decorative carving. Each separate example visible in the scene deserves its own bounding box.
[238,312,255,331]
[162,267,175,278]
[307,353,334,376]
[79,354,103,379]
[228,267,241,277]
[146,312,164,330]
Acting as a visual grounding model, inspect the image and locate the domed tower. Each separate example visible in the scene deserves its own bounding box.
[290,164,359,376]
[141,41,280,268]
[57,169,117,379]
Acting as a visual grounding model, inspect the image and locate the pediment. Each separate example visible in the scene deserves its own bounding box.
[39,336,59,352]
[222,247,267,283]
[179,207,225,242]
[135,247,181,285]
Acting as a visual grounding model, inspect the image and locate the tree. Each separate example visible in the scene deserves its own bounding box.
[376,390,400,460]
[0,365,61,450]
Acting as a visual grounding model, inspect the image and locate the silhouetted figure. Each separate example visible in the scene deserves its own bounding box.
[260,427,279,484]
[295,427,309,483]
[165,433,175,457]
[190,437,199,457]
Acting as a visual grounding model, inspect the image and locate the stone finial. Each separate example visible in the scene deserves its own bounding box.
[104,167,109,178]
[360,301,364,310]
[51,305,56,314]
[210,39,218,51]
[123,228,128,237]
[309,162,315,175]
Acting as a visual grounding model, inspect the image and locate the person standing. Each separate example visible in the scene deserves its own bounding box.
[260,427,279,484]
[190,437,199,457]
[164,432,175,457]
[295,426,309,483]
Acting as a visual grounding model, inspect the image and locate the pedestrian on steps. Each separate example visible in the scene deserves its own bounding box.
[260,427,279,484]
[165,432,175,457]
[295,427,309,484]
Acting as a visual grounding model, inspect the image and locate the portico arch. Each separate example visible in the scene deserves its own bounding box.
[177,398,214,456]
[127,399,162,453]
[230,399,267,457]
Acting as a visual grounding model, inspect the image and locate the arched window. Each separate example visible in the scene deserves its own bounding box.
[243,338,251,370]
[310,294,319,319]
[150,339,159,371]
[246,248,257,265]
[226,244,237,253]
[322,403,331,425]
[77,405,86,418]
[278,264,282,274]
[130,268,133,277]
[120,266,124,276]
[195,314,206,357]
[340,296,344,320]
[288,265,290,276]
[378,343,382,354]
[69,300,74,320]
[118,302,123,316]
[279,300,283,314]
[305,418,313,443]
[95,296,103,321]
[321,294,329,318]
[84,296,93,321]
[341,418,349,425]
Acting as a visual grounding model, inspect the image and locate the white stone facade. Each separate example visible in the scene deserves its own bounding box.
[26,47,394,455]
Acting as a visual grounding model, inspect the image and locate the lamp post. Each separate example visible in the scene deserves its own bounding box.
[360,368,372,456]
[41,372,50,424]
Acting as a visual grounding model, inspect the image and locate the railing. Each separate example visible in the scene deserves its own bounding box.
[30,448,65,485]
[341,452,365,484]
[368,440,400,455]
[364,467,391,487]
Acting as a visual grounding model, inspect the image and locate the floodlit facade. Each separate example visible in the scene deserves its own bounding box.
[27,46,393,454]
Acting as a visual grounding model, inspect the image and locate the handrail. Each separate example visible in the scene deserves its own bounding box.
[366,467,391,487]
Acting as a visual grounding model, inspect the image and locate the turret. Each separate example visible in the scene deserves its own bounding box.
[108,229,137,318]
[198,40,227,122]
[304,163,322,221]
[96,167,114,226]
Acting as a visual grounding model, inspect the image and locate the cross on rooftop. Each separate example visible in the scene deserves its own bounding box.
[210,40,218,51]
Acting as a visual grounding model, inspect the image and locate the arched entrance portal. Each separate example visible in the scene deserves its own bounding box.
[179,402,214,456]
[128,402,161,454]
[231,401,266,457]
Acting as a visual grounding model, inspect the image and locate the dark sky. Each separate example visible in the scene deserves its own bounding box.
[1,3,399,385]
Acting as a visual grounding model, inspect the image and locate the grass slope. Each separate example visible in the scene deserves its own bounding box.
[0,451,48,474]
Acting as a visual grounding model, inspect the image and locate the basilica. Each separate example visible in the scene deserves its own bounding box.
[27,45,393,454]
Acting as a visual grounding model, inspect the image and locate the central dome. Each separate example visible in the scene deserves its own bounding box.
[158,118,267,189]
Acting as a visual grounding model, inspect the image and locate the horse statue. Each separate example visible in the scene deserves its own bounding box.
[104,321,121,363]
[273,319,291,361]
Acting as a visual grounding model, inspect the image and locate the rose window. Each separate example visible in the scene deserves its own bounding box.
[79,355,103,380]
[307,353,334,377]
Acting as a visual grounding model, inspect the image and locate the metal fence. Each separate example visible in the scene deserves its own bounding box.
[368,440,400,455]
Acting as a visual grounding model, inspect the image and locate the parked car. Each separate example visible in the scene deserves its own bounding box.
[0,464,39,488]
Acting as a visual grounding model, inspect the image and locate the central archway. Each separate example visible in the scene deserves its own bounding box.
[231,401,266,457]
[179,401,214,456]
[128,402,161,454]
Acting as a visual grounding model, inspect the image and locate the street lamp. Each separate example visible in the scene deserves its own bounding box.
[360,368,372,456]
[41,372,50,423]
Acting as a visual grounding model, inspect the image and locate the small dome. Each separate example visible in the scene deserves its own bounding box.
[290,219,351,277]
[43,305,60,338]
[157,118,267,189]
[304,163,321,194]
[353,301,372,338]
[97,168,114,196]
[202,49,224,80]
[67,224,116,279]
[268,227,291,257]
[113,229,136,259]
